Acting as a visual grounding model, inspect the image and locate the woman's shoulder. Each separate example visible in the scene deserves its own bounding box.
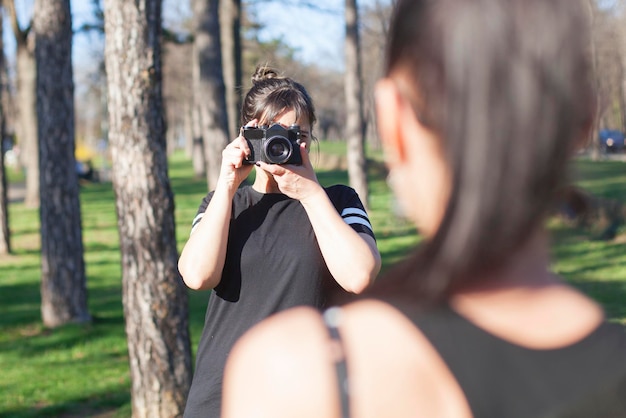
[222,306,338,418]
[323,184,367,210]
[323,184,356,195]
[222,301,471,418]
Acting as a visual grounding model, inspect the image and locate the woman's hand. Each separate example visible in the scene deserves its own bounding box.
[257,142,323,202]
[218,120,257,193]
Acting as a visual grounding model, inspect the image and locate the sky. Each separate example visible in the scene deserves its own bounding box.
[3,0,387,78]
[247,0,347,70]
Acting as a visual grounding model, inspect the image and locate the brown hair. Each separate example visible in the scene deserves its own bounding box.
[241,65,317,129]
[370,0,595,304]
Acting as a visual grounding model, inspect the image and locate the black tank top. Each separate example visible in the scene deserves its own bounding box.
[325,303,626,418]
[396,302,626,418]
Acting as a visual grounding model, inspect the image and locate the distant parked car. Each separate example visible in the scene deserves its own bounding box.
[598,129,625,153]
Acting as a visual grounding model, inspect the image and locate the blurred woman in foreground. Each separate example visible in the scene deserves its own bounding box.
[222,0,626,417]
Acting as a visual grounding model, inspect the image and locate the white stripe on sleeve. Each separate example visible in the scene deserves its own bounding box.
[190,213,205,235]
[341,208,368,218]
[342,216,373,231]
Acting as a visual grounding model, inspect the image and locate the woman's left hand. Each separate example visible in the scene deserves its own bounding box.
[256,143,322,202]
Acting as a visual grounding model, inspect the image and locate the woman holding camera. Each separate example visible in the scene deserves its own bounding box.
[221,1,626,417]
[178,66,381,418]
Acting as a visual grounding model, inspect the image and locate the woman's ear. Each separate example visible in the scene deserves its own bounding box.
[375,78,408,166]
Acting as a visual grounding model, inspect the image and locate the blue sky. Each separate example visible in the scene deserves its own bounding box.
[248,0,346,70]
[3,0,386,73]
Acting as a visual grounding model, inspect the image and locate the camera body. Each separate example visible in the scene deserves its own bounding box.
[242,124,302,165]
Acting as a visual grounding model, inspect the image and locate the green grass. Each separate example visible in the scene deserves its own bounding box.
[0,151,625,417]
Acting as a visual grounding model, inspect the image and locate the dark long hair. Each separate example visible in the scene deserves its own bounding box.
[369,0,595,304]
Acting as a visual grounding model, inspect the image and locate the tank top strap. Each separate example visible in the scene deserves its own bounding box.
[323,307,351,418]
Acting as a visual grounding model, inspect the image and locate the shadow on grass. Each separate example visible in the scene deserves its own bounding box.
[573,159,626,201]
[0,282,41,328]
[549,220,626,323]
[1,390,131,418]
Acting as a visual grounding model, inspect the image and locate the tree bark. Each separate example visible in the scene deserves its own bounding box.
[191,101,206,178]
[4,0,39,208]
[345,0,369,208]
[189,43,206,178]
[220,0,242,138]
[587,0,602,161]
[193,0,230,191]
[103,0,192,416]
[34,0,90,327]
[0,7,9,255]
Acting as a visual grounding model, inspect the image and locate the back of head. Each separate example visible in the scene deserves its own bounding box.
[241,65,316,128]
[373,0,595,302]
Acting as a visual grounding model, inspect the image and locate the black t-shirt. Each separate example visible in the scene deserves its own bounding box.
[183,185,374,418]
[393,302,626,418]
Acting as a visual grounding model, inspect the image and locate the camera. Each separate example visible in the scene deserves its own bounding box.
[242,124,302,165]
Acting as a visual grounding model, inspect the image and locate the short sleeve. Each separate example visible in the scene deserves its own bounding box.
[325,185,376,240]
[190,191,215,235]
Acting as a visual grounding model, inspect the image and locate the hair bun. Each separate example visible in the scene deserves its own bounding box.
[251,65,280,85]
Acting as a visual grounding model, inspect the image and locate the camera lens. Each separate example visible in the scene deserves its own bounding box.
[264,136,292,164]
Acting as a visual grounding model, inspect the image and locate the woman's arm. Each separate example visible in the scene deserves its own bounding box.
[257,145,381,293]
[178,135,254,290]
[300,190,381,293]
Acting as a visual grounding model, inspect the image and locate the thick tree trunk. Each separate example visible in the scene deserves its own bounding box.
[193,0,230,191]
[0,11,9,255]
[5,0,39,208]
[34,0,90,327]
[345,0,369,208]
[220,0,242,138]
[103,0,192,416]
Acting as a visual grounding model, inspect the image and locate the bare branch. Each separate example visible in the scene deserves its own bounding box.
[2,0,29,43]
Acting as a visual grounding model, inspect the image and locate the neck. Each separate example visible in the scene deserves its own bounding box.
[458,229,557,294]
[252,168,281,194]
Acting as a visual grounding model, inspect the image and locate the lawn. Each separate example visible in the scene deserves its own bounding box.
[0,150,624,417]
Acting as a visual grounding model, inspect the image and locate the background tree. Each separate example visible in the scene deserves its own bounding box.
[361,0,393,149]
[221,0,243,138]
[193,0,230,191]
[34,0,91,327]
[103,0,192,416]
[0,5,8,255]
[344,0,369,206]
[4,0,38,208]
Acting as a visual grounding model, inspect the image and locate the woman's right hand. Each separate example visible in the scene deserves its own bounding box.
[218,120,257,193]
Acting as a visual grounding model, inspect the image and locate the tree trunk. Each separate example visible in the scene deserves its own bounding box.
[0,145,7,255]
[183,100,194,158]
[5,0,39,208]
[587,0,601,161]
[191,101,206,178]
[0,9,9,256]
[220,0,242,138]
[189,43,206,179]
[345,0,369,208]
[193,0,230,191]
[34,0,90,327]
[103,0,192,416]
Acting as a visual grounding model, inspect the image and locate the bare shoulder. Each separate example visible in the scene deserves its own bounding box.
[224,301,471,418]
[222,306,341,418]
